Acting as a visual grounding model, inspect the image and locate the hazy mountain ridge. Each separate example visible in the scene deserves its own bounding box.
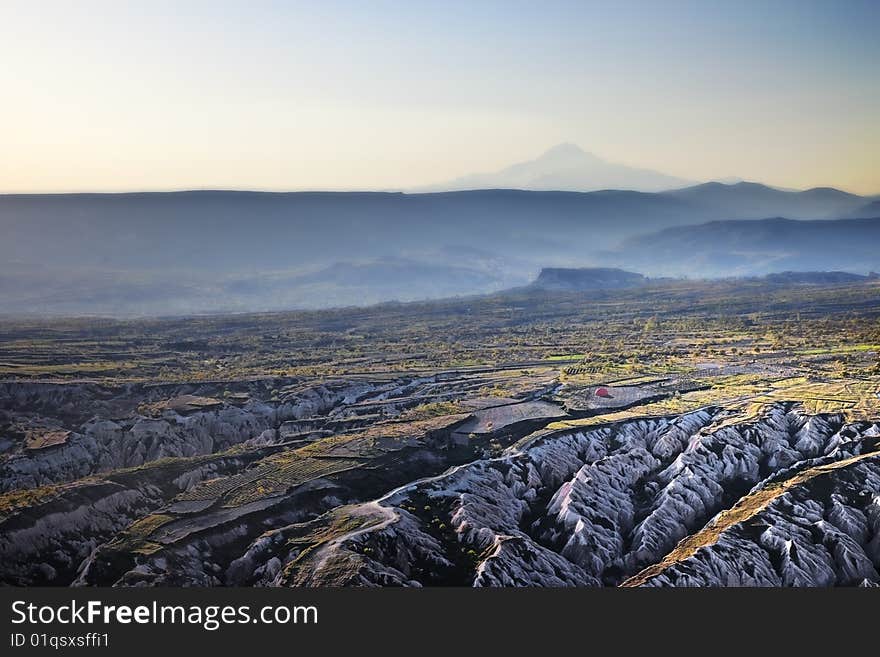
[0,188,697,270]
[665,181,867,220]
[847,199,880,218]
[620,216,880,277]
[1,182,877,315]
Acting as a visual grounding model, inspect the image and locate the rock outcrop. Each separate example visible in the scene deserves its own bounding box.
[273,406,880,587]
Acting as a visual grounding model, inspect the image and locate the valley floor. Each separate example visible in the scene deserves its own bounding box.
[1,278,879,586]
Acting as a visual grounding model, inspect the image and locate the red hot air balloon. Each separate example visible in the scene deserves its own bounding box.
[595,387,611,398]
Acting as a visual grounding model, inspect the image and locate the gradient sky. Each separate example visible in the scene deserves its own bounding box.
[1,0,878,193]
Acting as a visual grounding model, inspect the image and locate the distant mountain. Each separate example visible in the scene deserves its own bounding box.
[662,182,866,220]
[530,267,646,291]
[0,185,874,315]
[847,199,880,218]
[423,143,692,192]
[620,216,880,277]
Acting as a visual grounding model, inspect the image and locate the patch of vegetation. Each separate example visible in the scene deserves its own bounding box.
[399,401,467,421]
[0,484,62,522]
[107,514,175,556]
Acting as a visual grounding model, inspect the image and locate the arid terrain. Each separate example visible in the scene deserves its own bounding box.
[2,272,879,587]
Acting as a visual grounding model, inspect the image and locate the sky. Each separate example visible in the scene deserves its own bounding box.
[1,0,878,194]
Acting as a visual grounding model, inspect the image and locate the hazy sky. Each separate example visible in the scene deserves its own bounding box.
[2,1,878,193]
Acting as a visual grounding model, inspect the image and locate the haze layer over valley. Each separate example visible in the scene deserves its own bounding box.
[1,161,877,315]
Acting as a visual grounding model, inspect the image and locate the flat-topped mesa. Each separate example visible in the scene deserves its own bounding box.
[530,267,646,291]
